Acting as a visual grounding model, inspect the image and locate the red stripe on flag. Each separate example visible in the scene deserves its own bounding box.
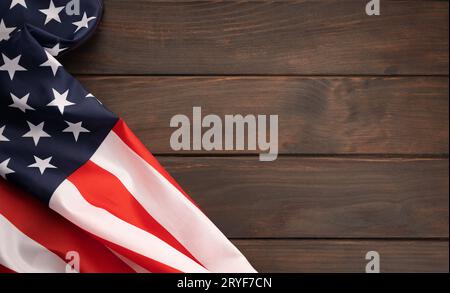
[112,119,197,206]
[0,264,16,273]
[67,160,203,267]
[0,180,134,273]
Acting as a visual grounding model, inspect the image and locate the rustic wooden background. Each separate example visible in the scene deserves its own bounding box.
[62,0,449,272]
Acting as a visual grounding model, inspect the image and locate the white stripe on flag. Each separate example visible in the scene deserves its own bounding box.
[0,214,68,273]
[108,249,151,273]
[90,131,256,273]
[49,180,208,273]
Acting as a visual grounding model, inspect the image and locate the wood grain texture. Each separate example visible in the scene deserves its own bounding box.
[158,156,449,238]
[63,0,449,75]
[79,76,449,154]
[233,240,449,273]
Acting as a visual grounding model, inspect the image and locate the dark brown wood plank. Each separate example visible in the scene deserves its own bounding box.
[79,76,449,154]
[158,157,449,238]
[233,240,449,273]
[63,0,449,75]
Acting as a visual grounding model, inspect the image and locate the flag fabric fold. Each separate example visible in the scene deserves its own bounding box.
[0,0,255,273]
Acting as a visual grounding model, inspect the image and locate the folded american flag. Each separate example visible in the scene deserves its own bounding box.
[0,0,255,273]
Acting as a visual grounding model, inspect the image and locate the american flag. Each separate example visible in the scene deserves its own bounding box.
[0,0,255,273]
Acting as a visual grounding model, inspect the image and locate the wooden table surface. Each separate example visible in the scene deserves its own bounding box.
[62,0,449,272]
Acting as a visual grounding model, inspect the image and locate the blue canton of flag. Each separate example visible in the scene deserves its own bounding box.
[1,0,116,203]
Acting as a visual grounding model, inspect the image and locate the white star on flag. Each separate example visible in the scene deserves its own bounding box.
[44,43,67,57]
[40,50,62,76]
[9,0,27,9]
[0,19,16,42]
[63,121,90,141]
[0,126,10,142]
[28,156,57,175]
[47,88,75,114]
[73,13,97,33]
[22,121,51,146]
[9,93,35,113]
[0,54,27,80]
[0,158,15,179]
[39,0,65,25]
